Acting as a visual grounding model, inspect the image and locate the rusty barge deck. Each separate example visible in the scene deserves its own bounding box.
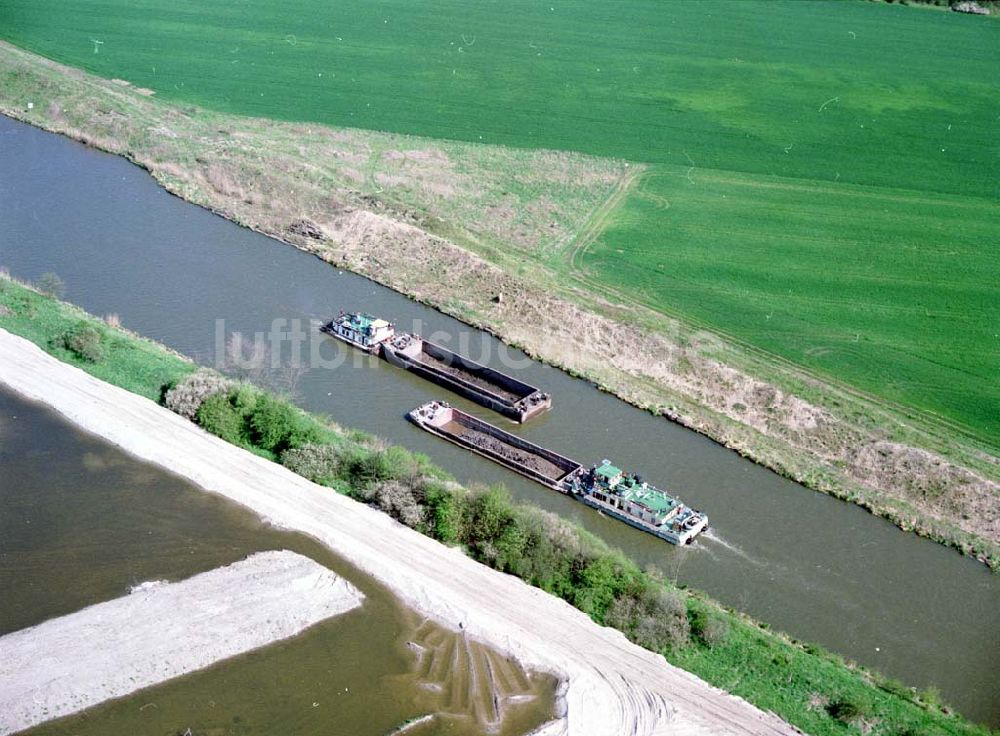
[383,333,550,423]
[408,402,580,490]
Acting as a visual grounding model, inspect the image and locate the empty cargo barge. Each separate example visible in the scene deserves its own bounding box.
[322,311,551,422]
[409,402,708,545]
[383,332,550,422]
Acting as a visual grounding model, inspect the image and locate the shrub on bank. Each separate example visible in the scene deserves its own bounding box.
[187,385,338,459]
[35,272,65,298]
[689,604,731,649]
[280,443,346,487]
[60,322,105,363]
[606,586,691,651]
[344,446,401,487]
[826,692,874,725]
[195,392,244,446]
[164,368,234,420]
[369,480,426,527]
[248,393,321,454]
[423,480,466,544]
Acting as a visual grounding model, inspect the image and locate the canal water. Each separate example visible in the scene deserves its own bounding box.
[0,387,557,735]
[1,114,997,725]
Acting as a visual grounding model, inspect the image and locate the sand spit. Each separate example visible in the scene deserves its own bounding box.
[0,330,797,736]
[0,550,363,735]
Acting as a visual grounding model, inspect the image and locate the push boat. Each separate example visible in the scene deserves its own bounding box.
[321,311,551,422]
[409,401,707,545]
[566,460,709,545]
[319,310,394,354]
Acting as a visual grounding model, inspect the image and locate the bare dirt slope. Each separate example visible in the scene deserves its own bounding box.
[0,329,797,736]
[0,550,363,736]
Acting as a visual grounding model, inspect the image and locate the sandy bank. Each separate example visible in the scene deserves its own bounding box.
[0,329,797,736]
[0,550,363,735]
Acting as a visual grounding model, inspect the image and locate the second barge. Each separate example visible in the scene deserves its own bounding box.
[409,401,708,545]
[383,332,550,423]
[322,311,551,422]
[409,401,580,489]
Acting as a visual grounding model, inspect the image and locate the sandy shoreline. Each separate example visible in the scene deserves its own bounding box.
[0,550,363,735]
[0,329,797,736]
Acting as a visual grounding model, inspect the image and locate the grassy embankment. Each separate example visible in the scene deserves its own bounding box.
[583,167,1000,452]
[1,274,993,736]
[0,31,1000,566]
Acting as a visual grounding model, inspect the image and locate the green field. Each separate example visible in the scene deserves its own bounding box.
[1,0,997,441]
[581,165,1000,444]
[2,1,995,194]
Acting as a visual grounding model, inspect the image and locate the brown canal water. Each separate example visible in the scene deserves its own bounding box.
[1,114,998,725]
[0,388,558,735]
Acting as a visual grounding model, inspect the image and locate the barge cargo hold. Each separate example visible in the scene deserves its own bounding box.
[321,311,551,422]
[409,402,580,489]
[409,402,708,545]
[383,333,551,423]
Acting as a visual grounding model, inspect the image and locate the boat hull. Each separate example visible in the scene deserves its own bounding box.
[319,322,381,354]
[576,494,708,545]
